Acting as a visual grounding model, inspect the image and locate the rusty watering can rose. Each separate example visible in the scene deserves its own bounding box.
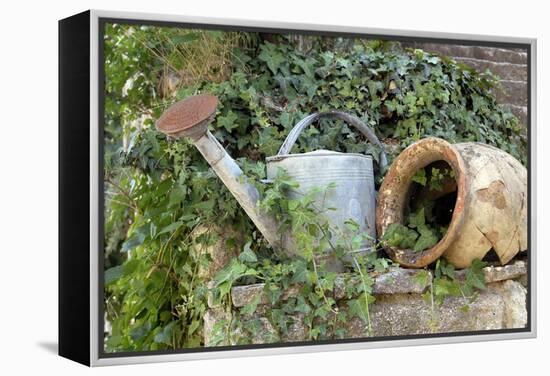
[377,137,527,269]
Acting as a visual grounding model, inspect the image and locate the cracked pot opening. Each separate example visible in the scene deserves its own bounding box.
[407,161,457,232]
[376,138,467,268]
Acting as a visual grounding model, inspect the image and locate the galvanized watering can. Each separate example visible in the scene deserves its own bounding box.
[156,95,387,266]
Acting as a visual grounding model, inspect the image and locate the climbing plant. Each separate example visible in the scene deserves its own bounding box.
[103,23,525,352]
[205,170,488,344]
[189,168,373,346]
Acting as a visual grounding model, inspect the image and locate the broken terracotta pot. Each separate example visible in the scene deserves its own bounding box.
[377,137,527,269]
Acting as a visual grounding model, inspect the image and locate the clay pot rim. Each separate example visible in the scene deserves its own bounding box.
[376,137,468,268]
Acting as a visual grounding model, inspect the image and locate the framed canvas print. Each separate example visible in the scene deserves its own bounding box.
[58,9,537,366]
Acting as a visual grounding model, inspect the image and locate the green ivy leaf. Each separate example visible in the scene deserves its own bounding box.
[168,185,186,207]
[157,221,183,236]
[238,241,258,263]
[240,294,261,315]
[258,43,286,74]
[154,321,177,345]
[413,224,439,252]
[193,199,216,211]
[439,259,456,279]
[381,223,418,249]
[294,296,312,314]
[408,207,426,228]
[188,320,201,336]
[105,265,123,285]
[290,260,308,284]
[414,269,430,289]
[217,111,239,132]
[121,231,146,252]
[466,259,487,290]
[412,168,427,186]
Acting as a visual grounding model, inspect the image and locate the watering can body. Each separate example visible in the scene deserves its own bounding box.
[265,111,386,264]
[266,150,376,261]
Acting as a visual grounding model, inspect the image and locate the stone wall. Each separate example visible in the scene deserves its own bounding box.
[203,260,527,346]
[403,42,528,130]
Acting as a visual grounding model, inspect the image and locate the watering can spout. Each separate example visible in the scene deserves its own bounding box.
[156,95,282,249]
[157,95,387,266]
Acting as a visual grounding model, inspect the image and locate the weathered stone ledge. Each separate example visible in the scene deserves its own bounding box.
[203,260,528,346]
[464,259,526,283]
[223,260,527,309]
[204,279,527,346]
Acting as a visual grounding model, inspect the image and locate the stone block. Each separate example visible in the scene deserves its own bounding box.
[334,268,430,299]
[191,225,242,280]
[505,104,528,127]
[494,80,528,105]
[483,260,527,283]
[339,288,503,337]
[203,307,231,347]
[231,284,268,308]
[403,43,527,65]
[488,280,528,328]
[471,46,527,65]
[453,57,527,82]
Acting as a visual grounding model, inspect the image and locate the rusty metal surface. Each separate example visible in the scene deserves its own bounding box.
[156,95,283,251]
[155,94,218,138]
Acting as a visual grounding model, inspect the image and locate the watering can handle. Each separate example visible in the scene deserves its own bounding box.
[276,111,388,170]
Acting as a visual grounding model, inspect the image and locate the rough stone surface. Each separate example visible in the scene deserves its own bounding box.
[517,274,528,288]
[230,284,302,308]
[334,268,431,298]
[191,225,242,280]
[229,268,431,309]
[204,262,528,345]
[506,104,528,127]
[453,57,527,81]
[227,262,526,309]
[453,260,527,284]
[230,284,268,308]
[483,260,527,283]
[373,268,431,294]
[341,289,504,337]
[494,80,528,104]
[203,307,231,347]
[282,313,309,342]
[404,43,527,65]
[401,42,528,131]
[488,280,528,328]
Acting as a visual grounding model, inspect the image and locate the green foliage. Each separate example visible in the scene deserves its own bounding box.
[381,207,440,252]
[382,165,456,252]
[415,225,440,253]
[380,223,418,249]
[103,24,524,351]
[413,166,455,192]
[430,258,487,306]
[207,171,385,344]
